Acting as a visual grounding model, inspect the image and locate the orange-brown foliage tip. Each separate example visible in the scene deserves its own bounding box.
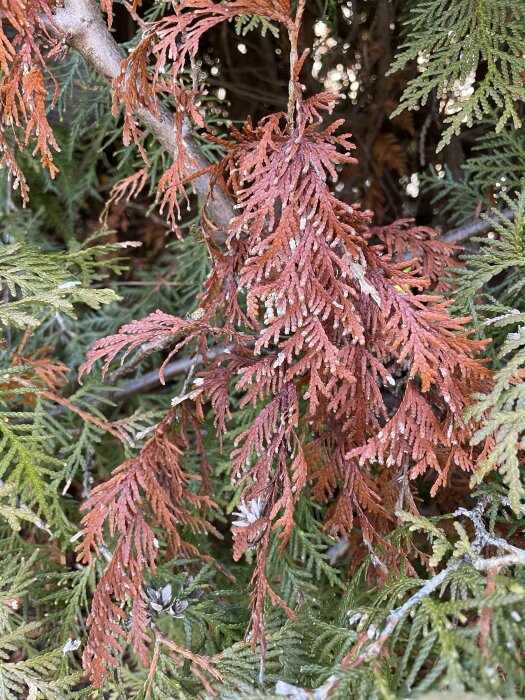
[115,0,292,105]
[74,2,493,687]
[77,406,219,684]
[111,0,294,222]
[0,0,61,199]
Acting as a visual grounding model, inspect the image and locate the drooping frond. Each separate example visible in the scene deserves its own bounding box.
[79,55,492,681]
[75,405,219,685]
[0,0,61,198]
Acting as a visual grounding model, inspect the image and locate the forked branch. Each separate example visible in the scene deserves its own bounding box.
[342,499,525,669]
[50,0,235,234]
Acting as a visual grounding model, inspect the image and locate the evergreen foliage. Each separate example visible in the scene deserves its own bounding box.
[0,1,525,698]
[390,0,525,150]
[422,121,525,228]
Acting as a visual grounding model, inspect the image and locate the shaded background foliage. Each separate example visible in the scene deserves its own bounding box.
[1,0,525,698]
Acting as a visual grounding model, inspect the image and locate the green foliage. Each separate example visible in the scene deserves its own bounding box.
[446,190,525,511]
[390,0,525,150]
[130,650,196,699]
[233,15,280,38]
[0,403,69,533]
[267,501,345,607]
[457,122,525,204]
[1,2,525,699]
[0,552,85,699]
[422,117,525,227]
[453,189,525,318]
[202,499,525,699]
[468,320,525,512]
[0,481,45,533]
[421,166,483,228]
[0,240,127,331]
[0,627,83,700]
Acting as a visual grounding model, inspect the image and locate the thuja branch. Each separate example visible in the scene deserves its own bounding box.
[112,344,232,402]
[50,0,235,234]
[347,550,525,668]
[287,0,306,123]
[46,0,505,249]
[344,560,463,668]
[66,1,497,686]
[344,500,525,668]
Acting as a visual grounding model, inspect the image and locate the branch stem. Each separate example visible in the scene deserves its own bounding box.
[439,208,514,245]
[287,0,306,124]
[343,499,525,669]
[50,0,235,236]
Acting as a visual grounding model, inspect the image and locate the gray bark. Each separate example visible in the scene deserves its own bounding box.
[51,0,234,235]
[50,1,510,247]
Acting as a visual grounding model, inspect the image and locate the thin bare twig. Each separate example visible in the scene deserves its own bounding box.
[342,498,525,669]
[108,333,183,385]
[345,560,463,667]
[438,208,514,245]
[150,623,222,696]
[454,503,525,560]
[112,345,231,402]
[287,0,306,124]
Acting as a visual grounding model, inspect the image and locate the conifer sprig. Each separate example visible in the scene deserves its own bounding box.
[390,0,525,150]
[1,0,525,697]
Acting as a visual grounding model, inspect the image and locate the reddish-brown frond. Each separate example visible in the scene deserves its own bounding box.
[368,218,459,290]
[231,383,298,486]
[100,0,114,28]
[156,87,210,231]
[0,0,60,198]
[111,0,294,229]
[78,309,253,392]
[372,131,408,179]
[128,0,292,95]
[5,338,123,441]
[102,167,149,225]
[200,351,259,439]
[78,406,219,686]
[10,335,68,394]
[78,310,209,381]
[106,0,143,28]
[76,9,494,682]
[192,83,492,635]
